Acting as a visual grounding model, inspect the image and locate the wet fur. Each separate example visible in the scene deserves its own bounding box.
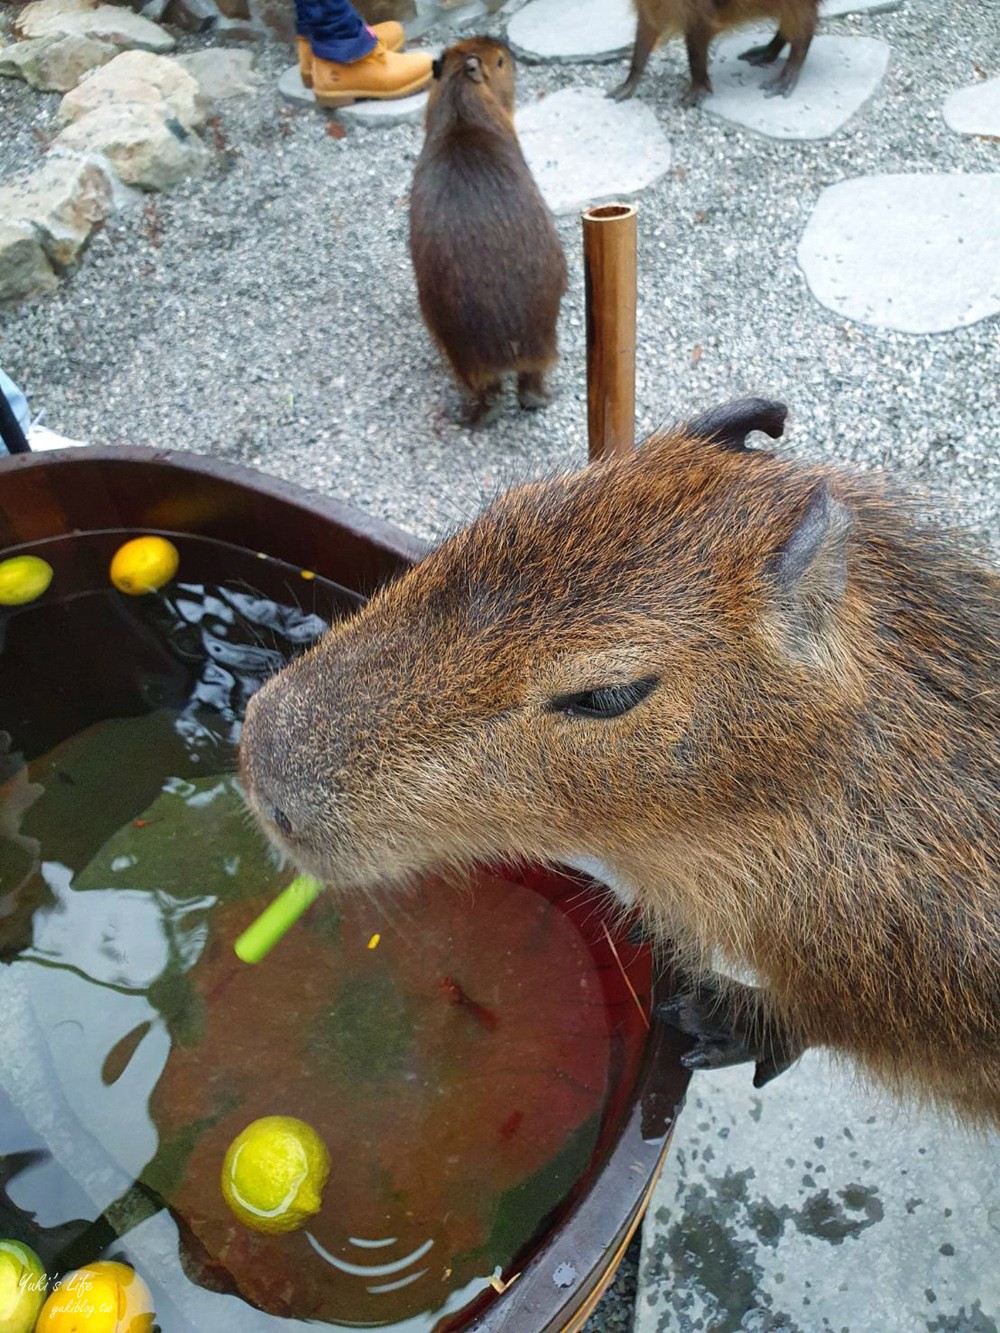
[409,38,568,417]
[241,413,1000,1125]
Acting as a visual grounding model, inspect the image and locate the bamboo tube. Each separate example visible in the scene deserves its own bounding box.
[582,203,638,460]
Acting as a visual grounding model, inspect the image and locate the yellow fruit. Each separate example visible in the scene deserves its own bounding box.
[34,1261,153,1333]
[0,555,54,606]
[0,1239,47,1333]
[222,1115,331,1234]
[109,536,179,596]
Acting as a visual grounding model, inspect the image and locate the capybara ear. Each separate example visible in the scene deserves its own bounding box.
[765,482,854,665]
[685,398,788,453]
[464,54,484,82]
[432,56,443,80]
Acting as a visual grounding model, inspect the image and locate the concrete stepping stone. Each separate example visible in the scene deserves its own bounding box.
[798,173,1000,333]
[820,0,902,15]
[636,1053,1000,1333]
[944,76,1000,138]
[703,29,890,140]
[507,0,634,64]
[516,87,671,215]
[278,65,429,126]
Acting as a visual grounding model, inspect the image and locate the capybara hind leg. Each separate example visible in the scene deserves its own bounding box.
[740,29,787,66]
[463,380,504,428]
[609,8,660,100]
[763,11,815,96]
[517,370,552,411]
[658,974,805,1088]
[681,19,713,105]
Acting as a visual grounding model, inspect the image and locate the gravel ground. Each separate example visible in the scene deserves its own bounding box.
[1,1,998,1328]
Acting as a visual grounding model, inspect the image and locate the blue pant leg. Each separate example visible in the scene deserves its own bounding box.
[300,0,377,60]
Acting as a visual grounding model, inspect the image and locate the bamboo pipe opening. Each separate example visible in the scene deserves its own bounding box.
[583,203,638,461]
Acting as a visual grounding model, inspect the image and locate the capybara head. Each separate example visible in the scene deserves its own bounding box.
[430,37,516,118]
[239,400,873,901]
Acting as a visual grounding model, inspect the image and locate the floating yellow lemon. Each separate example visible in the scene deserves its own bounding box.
[0,1239,47,1333]
[34,1261,153,1333]
[0,555,53,606]
[222,1115,331,1234]
[109,536,179,596]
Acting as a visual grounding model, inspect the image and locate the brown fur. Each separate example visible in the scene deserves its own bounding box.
[241,408,1000,1125]
[409,38,568,425]
[611,0,820,103]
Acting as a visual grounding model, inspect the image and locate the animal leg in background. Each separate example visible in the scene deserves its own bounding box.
[608,6,662,101]
[740,28,787,66]
[762,3,816,96]
[682,16,714,104]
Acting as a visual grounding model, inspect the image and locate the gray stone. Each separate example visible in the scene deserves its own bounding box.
[943,76,1000,138]
[278,62,315,108]
[703,30,891,141]
[54,104,209,190]
[798,172,1000,334]
[339,86,429,126]
[516,86,672,215]
[177,48,260,100]
[507,0,634,64]
[820,0,902,14]
[0,32,116,91]
[637,1053,1000,1333]
[14,0,176,53]
[59,50,209,131]
[0,220,58,304]
[0,153,113,268]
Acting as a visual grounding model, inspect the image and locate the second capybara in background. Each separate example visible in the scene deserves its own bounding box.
[409,38,568,426]
[611,0,820,105]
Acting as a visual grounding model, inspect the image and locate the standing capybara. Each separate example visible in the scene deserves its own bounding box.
[611,0,820,104]
[409,38,568,426]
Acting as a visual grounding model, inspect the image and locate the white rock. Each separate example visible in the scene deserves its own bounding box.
[943,76,1000,139]
[797,172,1000,334]
[177,48,260,101]
[14,0,175,53]
[703,30,891,141]
[516,86,671,215]
[820,0,902,14]
[507,0,634,64]
[54,104,209,191]
[0,220,58,304]
[0,32,115,91]
[59,49,207,129]
[0,153,114,268]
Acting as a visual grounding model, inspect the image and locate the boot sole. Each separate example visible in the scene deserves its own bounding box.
[315,75,429,108]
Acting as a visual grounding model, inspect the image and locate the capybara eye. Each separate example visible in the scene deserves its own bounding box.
[498,56,504,66]
[548,676,659,720]
[272,807,293,836]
